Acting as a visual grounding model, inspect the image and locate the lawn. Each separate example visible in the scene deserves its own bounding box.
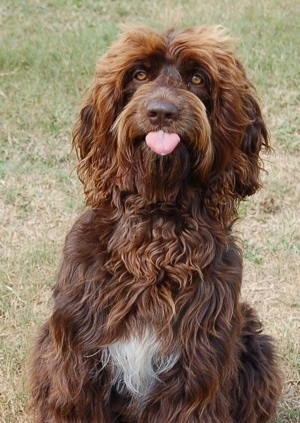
[0,0,299,421]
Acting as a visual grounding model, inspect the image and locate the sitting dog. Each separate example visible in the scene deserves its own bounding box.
[30,26,282,422]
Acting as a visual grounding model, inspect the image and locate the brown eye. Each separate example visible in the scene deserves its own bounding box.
[134,70,148,81]
[191,74,203,85]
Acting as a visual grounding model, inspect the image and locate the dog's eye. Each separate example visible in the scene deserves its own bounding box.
[134,70,148,82]
[191,74,204,85]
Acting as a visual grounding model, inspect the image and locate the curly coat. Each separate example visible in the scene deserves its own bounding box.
[30,26,282,422]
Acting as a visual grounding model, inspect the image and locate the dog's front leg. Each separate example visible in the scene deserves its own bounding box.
[138,348,234,423]
[30,317,116,423]
[30,215,117,422]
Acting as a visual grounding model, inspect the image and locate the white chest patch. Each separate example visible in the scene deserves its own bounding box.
[106,329,178,400]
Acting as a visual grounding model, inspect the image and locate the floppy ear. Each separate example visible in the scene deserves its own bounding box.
[237,92,270,197]
[72,62,126,206]
[205,53,270,221]
[73,102,95,164]
[72,90,116,206]
[234,91,271,199]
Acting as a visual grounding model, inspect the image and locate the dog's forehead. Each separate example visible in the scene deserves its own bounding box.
[110,26,235,68]
[95,26,239,85]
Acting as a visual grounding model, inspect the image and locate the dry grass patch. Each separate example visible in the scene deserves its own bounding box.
[239,144,300,421]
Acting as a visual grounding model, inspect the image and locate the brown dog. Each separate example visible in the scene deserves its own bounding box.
[30,26,282,422]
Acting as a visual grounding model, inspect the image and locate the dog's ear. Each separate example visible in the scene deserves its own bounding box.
[206,55,270,220]
[72,102,95,164]
[235,90,270,197]
[72,77,121,161]
[211,61,270,196]
[72,75,123,205]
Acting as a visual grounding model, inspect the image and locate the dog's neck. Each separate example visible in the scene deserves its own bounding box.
[108,185,236,231]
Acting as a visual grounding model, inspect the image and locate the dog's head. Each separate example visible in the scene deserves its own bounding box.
[73,26,270,217]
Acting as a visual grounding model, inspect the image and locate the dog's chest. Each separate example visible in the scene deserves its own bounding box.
[106,329,177,400]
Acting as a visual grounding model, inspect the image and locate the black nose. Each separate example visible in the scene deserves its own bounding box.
[147,100,179,126]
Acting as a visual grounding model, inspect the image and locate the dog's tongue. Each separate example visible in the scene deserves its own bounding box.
[145,130,180,155]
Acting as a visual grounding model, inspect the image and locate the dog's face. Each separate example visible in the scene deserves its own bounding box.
[73,26,269,213]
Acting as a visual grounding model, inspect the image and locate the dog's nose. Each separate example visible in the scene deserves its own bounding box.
[147,100,179,126]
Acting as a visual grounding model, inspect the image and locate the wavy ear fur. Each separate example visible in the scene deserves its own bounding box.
[72,75,122,206]
[238,93,270,197]
[204,51,271,220]
[73,103,95,162]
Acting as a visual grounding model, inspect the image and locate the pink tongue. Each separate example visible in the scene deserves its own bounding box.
[145,130,180,155]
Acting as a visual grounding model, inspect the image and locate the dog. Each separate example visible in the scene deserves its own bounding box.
[30,26,282,422]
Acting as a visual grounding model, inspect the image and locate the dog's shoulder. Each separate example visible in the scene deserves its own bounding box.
[62,210,102,256]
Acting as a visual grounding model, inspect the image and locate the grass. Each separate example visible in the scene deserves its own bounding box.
[0,0,299,421]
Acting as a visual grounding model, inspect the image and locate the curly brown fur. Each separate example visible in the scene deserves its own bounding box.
[30,26,282,422]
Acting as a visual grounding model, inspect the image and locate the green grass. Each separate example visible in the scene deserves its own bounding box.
[1,0,299,421]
